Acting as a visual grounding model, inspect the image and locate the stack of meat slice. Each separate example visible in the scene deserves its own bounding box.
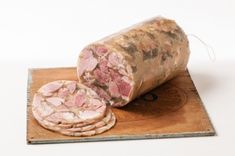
[32,80,116,136]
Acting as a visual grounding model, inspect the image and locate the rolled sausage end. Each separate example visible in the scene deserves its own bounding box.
[77,44,134,107]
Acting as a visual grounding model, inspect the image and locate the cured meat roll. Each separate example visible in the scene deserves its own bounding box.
[32,80,116,136]
[77,17,190,107]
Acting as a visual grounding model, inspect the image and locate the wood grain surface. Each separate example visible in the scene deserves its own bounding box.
[27,67,215,144]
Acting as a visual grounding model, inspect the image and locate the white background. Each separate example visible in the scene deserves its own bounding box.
[0,0,235,155]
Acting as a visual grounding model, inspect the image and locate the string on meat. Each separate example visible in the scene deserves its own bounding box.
[187,34,216,62]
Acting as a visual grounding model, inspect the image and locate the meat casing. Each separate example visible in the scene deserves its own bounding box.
[77,17,190,107]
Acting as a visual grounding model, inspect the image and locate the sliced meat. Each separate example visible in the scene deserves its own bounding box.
[32,80,114,137]
[33,105,115,136]
[58,112,116,137]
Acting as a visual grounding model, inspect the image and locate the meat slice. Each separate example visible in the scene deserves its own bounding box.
[77,17,190,107]
[56,108,112,129]
[33,105,115,136]
[32,80,115,137]
[58,112,116,137]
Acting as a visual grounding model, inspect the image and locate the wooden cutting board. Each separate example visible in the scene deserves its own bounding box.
[27,67,215,144]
